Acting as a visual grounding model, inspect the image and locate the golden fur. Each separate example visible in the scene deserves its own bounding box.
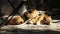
[8,16,24,25]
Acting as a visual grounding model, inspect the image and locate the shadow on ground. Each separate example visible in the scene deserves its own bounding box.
[0,29,60,34]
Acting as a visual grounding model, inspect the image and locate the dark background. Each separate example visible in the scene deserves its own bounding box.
[0,0,60,19]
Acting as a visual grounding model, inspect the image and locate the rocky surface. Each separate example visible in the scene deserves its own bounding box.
[0,20,60,30]
[0,20,60,34]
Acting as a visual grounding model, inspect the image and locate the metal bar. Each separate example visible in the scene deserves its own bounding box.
[0,0,25,28]
[7,0,21,23]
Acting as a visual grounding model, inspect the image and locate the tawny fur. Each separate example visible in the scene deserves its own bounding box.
[8,16,24,25]
[27,9,39,19]
[37,14,52,25]
[25,9,52,25]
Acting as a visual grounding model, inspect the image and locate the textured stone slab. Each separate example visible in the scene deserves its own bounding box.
[0,20,60,34]
[0,20,60,31]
